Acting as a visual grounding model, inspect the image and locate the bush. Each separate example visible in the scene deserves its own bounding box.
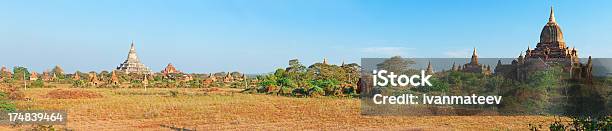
[240,88,258,94]
[308,86,324,97]
[530,116,612,131]
[292,88,307,97]
[278,86,292,96]
[30,79,45,88]
[0,92,16,112]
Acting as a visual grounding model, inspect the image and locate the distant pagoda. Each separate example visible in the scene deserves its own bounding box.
[116,41,152,74]
[161,63,181,75]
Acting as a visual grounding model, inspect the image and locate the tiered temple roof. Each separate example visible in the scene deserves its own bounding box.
[526,7,578,62]
[161,63,181,75]
[29,72,38,81]
[495,6,592,82]
[110,70,119,85]
[116,41,151,74]
[457,48,492,75]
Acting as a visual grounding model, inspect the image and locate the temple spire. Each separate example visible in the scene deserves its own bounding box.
[471,48,479,65]
[117,41,151,74]
[130,40,136,51]
[549,6,556,23]
[426,61,433,74]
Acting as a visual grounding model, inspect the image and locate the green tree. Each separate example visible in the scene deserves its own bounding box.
[12,66,30,81]
[274,68,286,78]
[252,59,361,97]
[341,63,360,85]
[31,79,45,88]
[307,63,345,82]
[287,59,306,73]
[376,56,416,75]
[286,59,309,87]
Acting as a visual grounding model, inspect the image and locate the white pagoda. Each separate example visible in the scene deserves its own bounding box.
[116,41,152,74]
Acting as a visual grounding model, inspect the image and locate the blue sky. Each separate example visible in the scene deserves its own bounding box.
[0,0,611,74]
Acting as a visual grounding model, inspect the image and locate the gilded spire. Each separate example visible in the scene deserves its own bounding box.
[471,48,479,65]
[549,6,556,23]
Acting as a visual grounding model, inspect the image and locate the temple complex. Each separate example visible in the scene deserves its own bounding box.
[452,48,493,75]
[444,7,591,81]
[29,72,38,81]
[116,41,152,74]
[73,71,80,80]
[223,73,234,83]
[42,71,52,81]
[494,7,592,82]
[221,72,247,83]
[161,63,181,75]
[89,72,99,86]
[180,74,193,82]
[203,73,217,85]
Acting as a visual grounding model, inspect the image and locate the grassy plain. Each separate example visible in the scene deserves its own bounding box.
[0,85,560,130]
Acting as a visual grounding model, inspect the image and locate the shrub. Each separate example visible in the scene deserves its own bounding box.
[530,116,612,131]
[308,86,324,97]
[240,88,258,94]
[278,86,292,96]
[291,88,307,97]
[30,79,45,88]
[0,92,16,112]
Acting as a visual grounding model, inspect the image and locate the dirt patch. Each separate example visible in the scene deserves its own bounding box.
[0,84,25,100]
[201,87,221,92]
[201,88,242,95]
[44,89,103,99]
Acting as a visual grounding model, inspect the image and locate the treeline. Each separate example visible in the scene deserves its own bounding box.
[243,59,360,97]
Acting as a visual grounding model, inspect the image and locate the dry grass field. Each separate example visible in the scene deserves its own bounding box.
[0,86,561,130]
